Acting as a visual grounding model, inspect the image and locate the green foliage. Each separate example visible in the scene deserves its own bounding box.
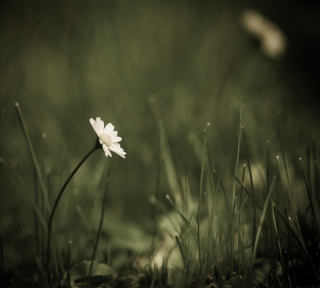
[2,98,320,287]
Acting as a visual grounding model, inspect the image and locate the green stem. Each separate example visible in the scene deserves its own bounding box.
[46,141,101,276]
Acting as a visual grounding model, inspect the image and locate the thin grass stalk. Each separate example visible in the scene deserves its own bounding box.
[299,157,320,239]
[277,115,302,237]
[198,123,210,276]
[312,142,320,205]
[175,235,187,266]
[306,146,312,194]
[313,160,320,208]
[265,141,271,247]
[158,196,186,234]
[87,170,110,286]
[23,231,50,288]
[212,168,230,211]
[76,205,95,245]
[150,267,158,288]
[282,250,291,288]
[204,251,211,279]
[203,192,212,246]
[205,143,217,201]
[49,240,61,280]
[182,175,189,218]
[237,196,249,276]
[151,135,162,253]
[249,176,277,273]
[271,201,285,287]
[14,102,51,213]
[184,259,191,285]
[274,206,320,280]
[66,241,72,288]
[149,95,181,196]
[33,168,42,259]
[312,158,320,219]
[266,141,277,286]
[34,166,48,268]
[229,170,262,210]
[277,156,295,287]
[160,259,168,287]
[66,163,76,247]
[232,97,242,207]
[203,191,214,275]
[214,166,223,197]
[186,216,192,274]
[241,126,256,257]
[238,164,246,275]
[266,140,270,194]
[205,146,219,255]
[2,159,48,233]
[226,197,237,275]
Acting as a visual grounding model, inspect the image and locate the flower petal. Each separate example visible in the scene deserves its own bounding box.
[109,148,126,158]
[111,136,122,143]
[90,117,125,159]
[91,117,104,135]
[110,143,124,152]
[97,117,104,134]
[111,131,118,137]
[109,145,126,157]
[104,123,114,134]
[89,118,99,135]
[102,144,112,157]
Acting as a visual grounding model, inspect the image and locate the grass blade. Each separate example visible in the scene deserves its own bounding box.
[88,170,110,283]
[274,205,320,280]
[232,96,242,206]
[277,115,302,237]
[241,126,256,257]
[23,231,50,288]
[299,157,320,240]
[198,123,210,276]
[14,102,50,212]
[250,176,277,273]
[149,95,181,196]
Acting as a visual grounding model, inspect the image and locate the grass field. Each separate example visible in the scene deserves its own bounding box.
[0,1,320,287]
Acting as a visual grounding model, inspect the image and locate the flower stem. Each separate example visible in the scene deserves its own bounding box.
[46,142,101,276]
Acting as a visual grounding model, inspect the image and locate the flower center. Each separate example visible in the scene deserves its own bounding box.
[99,133,112,147]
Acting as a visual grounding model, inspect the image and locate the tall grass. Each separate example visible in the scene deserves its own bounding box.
[1,100,320,287]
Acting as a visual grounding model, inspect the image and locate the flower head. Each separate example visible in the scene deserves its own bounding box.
[90,117,126,158]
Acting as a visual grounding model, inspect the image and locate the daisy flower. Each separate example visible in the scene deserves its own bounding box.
[90,117,126,158]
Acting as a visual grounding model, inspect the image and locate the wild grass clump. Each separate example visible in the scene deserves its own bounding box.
[0,99,319,288]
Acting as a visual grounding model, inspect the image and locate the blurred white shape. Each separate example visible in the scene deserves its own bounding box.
[240,9,287,59]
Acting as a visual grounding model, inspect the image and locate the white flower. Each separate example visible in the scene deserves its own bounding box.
[89,117,126,158]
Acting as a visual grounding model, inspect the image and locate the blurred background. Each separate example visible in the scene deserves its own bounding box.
[1,0,320,273]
